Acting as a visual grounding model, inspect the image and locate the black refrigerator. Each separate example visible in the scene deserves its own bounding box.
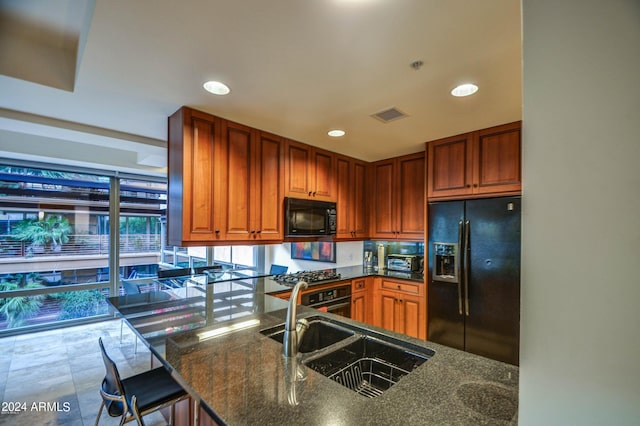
[427,196,521,365]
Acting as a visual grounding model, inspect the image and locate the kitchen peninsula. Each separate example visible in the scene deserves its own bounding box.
[109,270,518,425]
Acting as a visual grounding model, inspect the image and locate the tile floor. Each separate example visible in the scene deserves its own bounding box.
[0,319,167,426]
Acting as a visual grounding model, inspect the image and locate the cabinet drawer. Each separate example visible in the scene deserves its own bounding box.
[380,279,422,295]
[352,278,367,292]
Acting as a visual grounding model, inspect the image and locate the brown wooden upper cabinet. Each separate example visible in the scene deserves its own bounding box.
[167,107,283,245]
[221,121,284,242]
[427,121,521,200]
[369,152,425,240]
[284,139,336,201]
[335,155,367,240]
[168,107,226,246]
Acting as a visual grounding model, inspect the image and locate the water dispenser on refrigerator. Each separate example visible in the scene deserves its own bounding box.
[432,242,459,283]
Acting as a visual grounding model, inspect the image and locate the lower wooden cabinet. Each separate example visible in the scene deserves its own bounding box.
[351,277,372,324]
[372,277,426,340]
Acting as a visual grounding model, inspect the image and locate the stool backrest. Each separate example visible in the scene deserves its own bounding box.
[98,337,127,416]
[269,264,288,275]
[122,280,140,295]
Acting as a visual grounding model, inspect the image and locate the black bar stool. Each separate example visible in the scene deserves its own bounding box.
[95,337,188,425]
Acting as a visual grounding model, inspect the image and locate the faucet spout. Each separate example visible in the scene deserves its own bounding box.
[283,280,308,357]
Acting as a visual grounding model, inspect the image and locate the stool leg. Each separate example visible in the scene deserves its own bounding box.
[94,400,105,426]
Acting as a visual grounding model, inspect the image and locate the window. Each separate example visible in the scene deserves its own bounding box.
[0,166,112,332]
[213,246,256,269]
[0,164,261,335]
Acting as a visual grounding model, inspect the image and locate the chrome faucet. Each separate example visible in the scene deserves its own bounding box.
[283,280,309,357]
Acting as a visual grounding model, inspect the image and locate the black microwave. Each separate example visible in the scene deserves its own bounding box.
[285,197,337,237]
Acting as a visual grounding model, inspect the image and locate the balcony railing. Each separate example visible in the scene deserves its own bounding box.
[0,234,162,258]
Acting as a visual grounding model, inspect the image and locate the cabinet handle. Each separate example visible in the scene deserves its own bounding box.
[466,184,471,188]
[256,230,262,234]
[473,183,478,188]
[313,191,317,196]
[308,191,312,196]
[215,229,220,234]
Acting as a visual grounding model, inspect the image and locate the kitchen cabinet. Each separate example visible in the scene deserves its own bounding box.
[427,121,521,199]
[168,107,284,245]
[335,155,367,239]
[221,120,284,242]
[168,107,226,245]
[373,277,426,339]
[284,139,336,201]
[351,277,372,324]
[369,152,425,240]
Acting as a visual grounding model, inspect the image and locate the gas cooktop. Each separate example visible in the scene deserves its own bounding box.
[271,270,342,286]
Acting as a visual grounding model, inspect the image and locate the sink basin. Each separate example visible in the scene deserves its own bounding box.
[260,316,355,353]
[261,315,435,398]
[304,335,434,398]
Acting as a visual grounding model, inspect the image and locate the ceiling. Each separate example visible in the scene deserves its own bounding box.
[0,0,522,174]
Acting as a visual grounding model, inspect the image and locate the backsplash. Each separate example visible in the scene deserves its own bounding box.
[363,240,424,268]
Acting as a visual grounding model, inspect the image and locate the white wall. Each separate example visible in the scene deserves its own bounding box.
[265,241,363,272]
[520,1,640,424]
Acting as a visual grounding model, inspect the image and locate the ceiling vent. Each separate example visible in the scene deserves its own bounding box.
[371,107,408,123]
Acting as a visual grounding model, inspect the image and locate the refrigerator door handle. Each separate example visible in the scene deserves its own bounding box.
[457,220,464,315]
[464,220,470,316]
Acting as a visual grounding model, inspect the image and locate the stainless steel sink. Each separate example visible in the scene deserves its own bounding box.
[260,316,355,353]
[261,316,435,398]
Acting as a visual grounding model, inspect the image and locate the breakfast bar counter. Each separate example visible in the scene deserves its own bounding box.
[109,275,518,425]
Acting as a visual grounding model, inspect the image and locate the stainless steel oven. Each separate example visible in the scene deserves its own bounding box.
[300,284,351,318]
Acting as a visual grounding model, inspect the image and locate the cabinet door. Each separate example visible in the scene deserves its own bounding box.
[397,294,422,339]
[474,122,521,195]
[222,121,253,240]
[370,160,396,239]
[351,160,368,238]
[336,156,367,239]
[284,140,311,198]
[427,134,473,199]
[168,107,224,245]
[254,132,284,240]
[377,290,398,332]
[352,292,367,323]
[396,152,425,239]
[311,148,335,200]
[335,156,352,238]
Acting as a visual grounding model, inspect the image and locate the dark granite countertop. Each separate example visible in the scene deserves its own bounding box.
[109,273,518,425]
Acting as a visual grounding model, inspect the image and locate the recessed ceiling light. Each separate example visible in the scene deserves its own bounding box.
[203,80,230,95]
[451,83,478,97]
[328,129,346,137]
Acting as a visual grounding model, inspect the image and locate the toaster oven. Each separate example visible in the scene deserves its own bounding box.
[386,254,423,272]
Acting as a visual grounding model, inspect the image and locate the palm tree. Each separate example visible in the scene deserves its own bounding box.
[12,215,72,252]
[0,275,45,328]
